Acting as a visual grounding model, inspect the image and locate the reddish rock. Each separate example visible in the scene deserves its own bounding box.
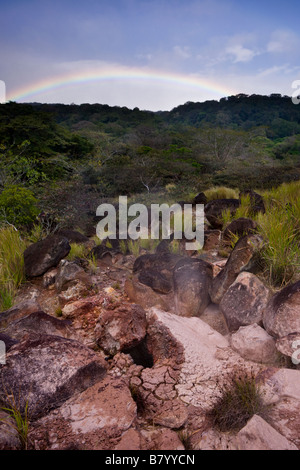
[94,303,147,356]
[29,377,137,450]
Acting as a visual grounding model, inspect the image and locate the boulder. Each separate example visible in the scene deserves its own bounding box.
[94,303,147,356]
[219,272,271,331]
[0,334,107,420]
[230,324,278,364]
[133,252,182,286]
[28,377,137,450]
[143,308,259,410]
[263,280,300,338]
[24,235,71,278]
[209,234,264,304]
[204,198,240,229]
[236,415,298,450]
[54,260,93,306]
[124,275,174,312]
[173,257,213,317]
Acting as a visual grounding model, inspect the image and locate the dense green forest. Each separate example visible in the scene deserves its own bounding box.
[1,94,300,230]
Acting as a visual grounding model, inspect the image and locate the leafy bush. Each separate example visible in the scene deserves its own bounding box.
[0,185,39,228]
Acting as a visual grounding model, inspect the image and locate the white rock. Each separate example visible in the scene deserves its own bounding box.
[236,415,298,450]
[231,323,278,364]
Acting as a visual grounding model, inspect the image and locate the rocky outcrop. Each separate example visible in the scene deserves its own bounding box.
[1,212,300,451]
[24,235,71,278]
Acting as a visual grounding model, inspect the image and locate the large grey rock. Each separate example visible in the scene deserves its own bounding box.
[263,280,300,338]
[219,272,270,331]
[173,257,213,317]
[0,334,107,420]
[24,235,71,278]
[230,324,278,364]
[144,308,259,410]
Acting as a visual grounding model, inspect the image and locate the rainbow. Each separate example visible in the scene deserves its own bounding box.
[7,66,236,104]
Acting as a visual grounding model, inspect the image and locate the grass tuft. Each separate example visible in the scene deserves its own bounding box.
[0,226,27,311]
[208,371,269,433]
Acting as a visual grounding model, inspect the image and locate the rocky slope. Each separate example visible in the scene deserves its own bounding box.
[0,200,300,451]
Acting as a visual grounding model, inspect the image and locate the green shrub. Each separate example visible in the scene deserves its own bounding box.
[0,185,39,228]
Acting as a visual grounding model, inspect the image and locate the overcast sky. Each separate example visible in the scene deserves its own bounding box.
[1,0,300,110]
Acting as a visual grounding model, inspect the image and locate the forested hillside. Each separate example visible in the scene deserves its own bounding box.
[1,94,300,229]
